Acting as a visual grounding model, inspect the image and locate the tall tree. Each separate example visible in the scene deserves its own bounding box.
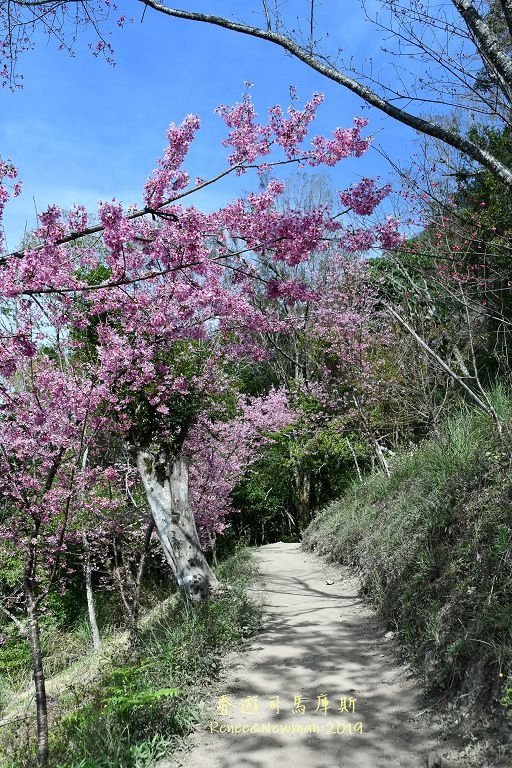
[0,90,399,600]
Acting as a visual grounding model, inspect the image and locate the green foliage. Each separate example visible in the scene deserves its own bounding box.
[49,662,190,768]
[74,662,181,719]
[0,543,23,591]
[127,734,177,768]
[232,418,365,544]
[457,125,512,233]
[304,396,512,718]
[0,640,32,692]
[501,677,512,715]
[0,548,261,768]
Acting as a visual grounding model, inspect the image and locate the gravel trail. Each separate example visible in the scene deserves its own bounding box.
[173,542,456,768]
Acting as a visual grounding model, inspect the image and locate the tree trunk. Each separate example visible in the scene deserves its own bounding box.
[353,393,391,478]
[26,593,49,768]
[82,532,101,651]
[292,464,311,532]
[346,437,363,483]
[136,450,220,602]
[371,435,391,478]
[129,518,155,653]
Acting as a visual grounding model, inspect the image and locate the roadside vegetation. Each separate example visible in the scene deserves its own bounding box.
[0,549,261,768]
[304,392,512,737]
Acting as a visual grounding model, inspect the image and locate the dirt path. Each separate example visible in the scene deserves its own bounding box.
[173,542,458,768]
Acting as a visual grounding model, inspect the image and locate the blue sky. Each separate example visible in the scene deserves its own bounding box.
[1,0,416,250]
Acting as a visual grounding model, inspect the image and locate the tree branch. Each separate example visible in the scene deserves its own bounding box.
[139,0,512,187]
[261,0,271,31]
[498,0,512,38]
[383,301,498,422]
[0,162,239,266]
[452,0,512,89]
[0,602,26,634]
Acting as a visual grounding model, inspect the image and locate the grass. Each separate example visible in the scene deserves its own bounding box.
[0,547,261,768]
[303,394,512,723]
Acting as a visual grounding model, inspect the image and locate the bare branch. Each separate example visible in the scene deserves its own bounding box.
[138,0,512,187]
[309,0,315,51]
[452,0,512,88]
[0,601,26,634]
[383,301,499,421]
[261,0,271,31]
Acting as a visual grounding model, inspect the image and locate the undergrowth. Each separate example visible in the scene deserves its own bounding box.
[303,392,512,723]
[0,548,261,768]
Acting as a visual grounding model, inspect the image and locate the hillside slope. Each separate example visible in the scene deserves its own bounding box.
[303,402,512,756]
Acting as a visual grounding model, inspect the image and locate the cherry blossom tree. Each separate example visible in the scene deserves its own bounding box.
[0,355,111,767]
[1,89,401,599]
[0,90,403,766]
[233,170,399,516]
[187,387,295,553]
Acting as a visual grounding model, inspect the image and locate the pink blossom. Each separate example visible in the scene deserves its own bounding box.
[338,177,391,215]
[307,118,371,166]
[187,389,296,542]
[215,93,272,166]
[266,278,318,303]
[0,91,402,555]
[144,114,200,206]
[375,216,404,249]
[269,92,324,159]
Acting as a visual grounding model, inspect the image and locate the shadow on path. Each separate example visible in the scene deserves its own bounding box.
[172,542,455,768]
